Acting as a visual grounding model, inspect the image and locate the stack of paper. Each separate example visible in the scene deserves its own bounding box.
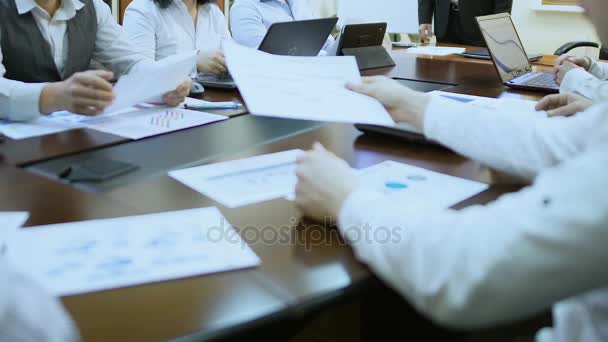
[1,107,227,140]
[431,91,543,116]
[5,207,260,296]
[224,41,394,126]
[406,46,467,56]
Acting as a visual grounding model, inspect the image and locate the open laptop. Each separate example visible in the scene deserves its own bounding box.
[476,13,559,93]
[196,18,338,89]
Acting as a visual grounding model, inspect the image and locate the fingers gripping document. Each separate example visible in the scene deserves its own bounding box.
[224,41,395,126]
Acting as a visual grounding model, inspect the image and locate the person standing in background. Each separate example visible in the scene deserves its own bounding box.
[418,0,513,46]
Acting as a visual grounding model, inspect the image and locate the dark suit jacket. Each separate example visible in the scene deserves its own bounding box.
[418,0,513,44]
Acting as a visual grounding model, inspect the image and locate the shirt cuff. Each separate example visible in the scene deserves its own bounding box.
[560,68,594,97]
[588,60,606,79]
[5,83,46,121]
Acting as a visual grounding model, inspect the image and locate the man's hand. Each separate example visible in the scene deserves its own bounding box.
[295,143,359,223]
[553,55,592,85]
[419,24,433,43]
[162,79,192,107]
[347,76,431,129]
[535,93,593,117]
[40,70,114,115]
[197,50,227,74]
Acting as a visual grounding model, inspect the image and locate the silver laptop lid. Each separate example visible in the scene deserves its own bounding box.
[477,13,532,83]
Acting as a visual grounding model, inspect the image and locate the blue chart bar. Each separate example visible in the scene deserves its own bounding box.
[440,94,475,103]
[385,181,408,190]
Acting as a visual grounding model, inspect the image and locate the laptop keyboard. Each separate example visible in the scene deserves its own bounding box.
[522,73,558,88]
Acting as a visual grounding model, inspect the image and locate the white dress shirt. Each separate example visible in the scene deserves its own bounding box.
[339,95,608,341]
[0,0,151,121]
[0,258,80,342]
[230,0,334,51]
[561,60,608,103]
[123,0,231,74]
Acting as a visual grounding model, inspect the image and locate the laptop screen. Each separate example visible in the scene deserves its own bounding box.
[477,13,532,83]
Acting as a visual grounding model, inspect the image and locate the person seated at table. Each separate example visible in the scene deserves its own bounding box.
[295,0,608,338]
[0,259,80,341]
[230,0,334,52]
[553,54,608,103]
[418,0,513,46]
[0,0,191,122]
[123,0,231,75]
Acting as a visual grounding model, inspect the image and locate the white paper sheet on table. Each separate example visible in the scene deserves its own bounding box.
[104,52,197,114]
[4,207,260,297]
[0,117,82,139]
[170,150,487,210]
[406,46,466,56]
[81,107,227,140]
[0,212,29,246]
[1,106,226,140]
[169,150,303,208]
[430,91,544,116]
[356,161,489,210]
[224,41,394,126]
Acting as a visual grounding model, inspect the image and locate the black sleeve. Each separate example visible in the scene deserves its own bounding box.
[418,0,435,24]
[494,0,513,14]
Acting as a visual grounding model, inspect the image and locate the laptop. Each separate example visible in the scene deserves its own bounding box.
[196,18,338,89]
[476,13,559,93]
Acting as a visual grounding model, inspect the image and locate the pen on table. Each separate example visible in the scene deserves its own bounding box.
[185,102,242,111]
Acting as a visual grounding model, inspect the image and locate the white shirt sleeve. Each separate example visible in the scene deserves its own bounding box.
[230,2,268,48]
[0,27,48,121]
[423,96,598,180]
[91,0,153,76]
[338,140,608,329]
[0,259,80,342]
[122,1,158,61]
[561,67,608,103]
[588,60,608,80]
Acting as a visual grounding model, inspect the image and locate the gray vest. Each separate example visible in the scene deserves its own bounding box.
[0,0,97,83]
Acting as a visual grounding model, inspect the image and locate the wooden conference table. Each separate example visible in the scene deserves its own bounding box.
[0,47,556,341]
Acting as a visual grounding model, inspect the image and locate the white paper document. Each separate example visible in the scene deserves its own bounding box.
[431,91,543,115]
[104,52,197,114]
[0,117,82,139]
[0,212,29,245]
[406,46,467,56]
[357,161,489,209]
[80,108,227,140]
[224,42,394,126]
[170,150,487,210]
[5,207,260,296]
[169,150,303,208]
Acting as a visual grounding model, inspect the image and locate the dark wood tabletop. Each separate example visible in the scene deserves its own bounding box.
[0,46,553,342]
